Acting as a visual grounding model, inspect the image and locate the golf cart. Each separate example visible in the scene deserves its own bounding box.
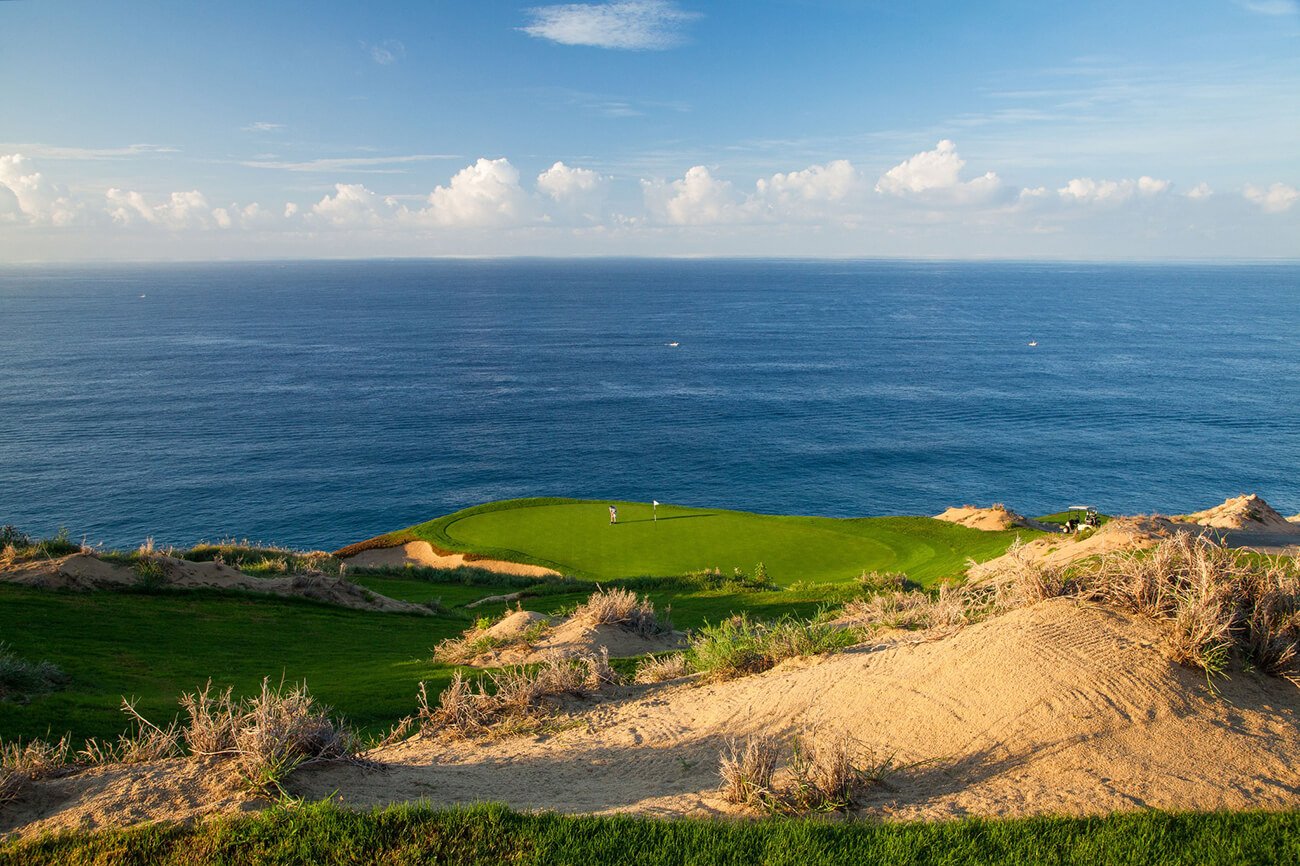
[1064,505,1099,534]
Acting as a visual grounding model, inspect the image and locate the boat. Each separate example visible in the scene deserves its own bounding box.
[667,341,680,347]
[1027,340,1038,347]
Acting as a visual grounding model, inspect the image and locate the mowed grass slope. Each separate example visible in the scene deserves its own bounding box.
[0,585,457,746]
[402,498,1034,585]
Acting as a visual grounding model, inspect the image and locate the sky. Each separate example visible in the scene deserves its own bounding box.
[1,0,1298,261]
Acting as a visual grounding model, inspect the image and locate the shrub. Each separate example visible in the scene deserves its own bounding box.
[856,570,909,594]
[0,643,69,703]
[38,527,78,557]
[0,525,32,549]
[132,556,169,589]
[687,613,860,681]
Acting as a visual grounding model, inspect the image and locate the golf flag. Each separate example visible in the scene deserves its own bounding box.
[653,500,659,521]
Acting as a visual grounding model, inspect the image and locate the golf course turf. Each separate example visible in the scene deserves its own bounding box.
[394,497,1037,586]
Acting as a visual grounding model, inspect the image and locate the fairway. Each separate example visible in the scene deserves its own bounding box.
[403,498,1036,585]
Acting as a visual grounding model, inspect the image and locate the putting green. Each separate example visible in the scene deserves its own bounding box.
[401,498,1037,586]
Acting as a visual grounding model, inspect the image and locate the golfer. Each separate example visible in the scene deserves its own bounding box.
[609,504,618,525]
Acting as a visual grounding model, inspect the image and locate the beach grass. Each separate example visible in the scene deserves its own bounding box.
[396,498,1035,585]
[5,800,1300,866]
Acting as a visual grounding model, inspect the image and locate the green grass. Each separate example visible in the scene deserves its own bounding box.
[400,498,1035,586]
[5,801,1300,865]
[0,584,461,746]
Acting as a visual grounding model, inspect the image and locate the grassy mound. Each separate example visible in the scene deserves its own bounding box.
[395,498,1035,585]
[5,801,1300,865]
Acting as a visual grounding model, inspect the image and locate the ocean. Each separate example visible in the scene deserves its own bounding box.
[1,259,1297,550]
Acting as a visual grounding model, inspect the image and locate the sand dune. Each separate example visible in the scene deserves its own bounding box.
[11,596,1300,837]
[934,505,1053,533]
[468,609,684,666]
[0,554,427,615]
[292,598,1300,820]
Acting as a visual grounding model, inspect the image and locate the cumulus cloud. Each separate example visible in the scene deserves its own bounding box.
[537,161,607,202]
[412,158,531,227]
[875,140,1002,204]
[1057,175,1170,205]
[643,166,747,225]
[105,188,222,229]
[758,160,861,206]
[521,1,700,50]
[308,183,393,228]
[1186,182,1214,200]
[0,154,84,225]
[1243,182,1299,213]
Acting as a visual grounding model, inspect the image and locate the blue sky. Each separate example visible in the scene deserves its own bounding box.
[1,0,1297,260]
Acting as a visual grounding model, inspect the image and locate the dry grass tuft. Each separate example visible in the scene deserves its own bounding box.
[0,734,72,806]
[174,677,359,796]
[78,699,182,765]
[719,734,780,805]
[574,587,672,636]
[418,651,622,738]
[1082,533,1300,677]
[720,730,888,814]
[634,653,691,684]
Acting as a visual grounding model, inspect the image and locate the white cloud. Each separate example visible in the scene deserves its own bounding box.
[1233,0,1298,15]
[752,160,864,223]
[1057,175,1170,205]
[758,160,861,206]
[105,188,218,229]
[643,166,746,225]
[242,122,285,133]
[521,1,700,50]
[875,140,1002,204]
[411,158,531,227]
[1243,182,1299,213]
[537,161,607,202]
[536,162,608,223]
[1186,182,1214,200]
[0,153,84,225]
[0,143,179,161]
[364,39,405,65]
[308,183,391,228]
[241,154,457,173]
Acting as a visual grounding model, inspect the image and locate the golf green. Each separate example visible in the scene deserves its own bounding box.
[403,498,1035,585]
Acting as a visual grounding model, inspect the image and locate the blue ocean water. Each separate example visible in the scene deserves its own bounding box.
[1,259,1297,550]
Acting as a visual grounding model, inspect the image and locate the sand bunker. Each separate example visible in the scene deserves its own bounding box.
[14,596,1299,836]
[934,505,1051,533]
[0,554,427,615]
[342,540,560,578]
